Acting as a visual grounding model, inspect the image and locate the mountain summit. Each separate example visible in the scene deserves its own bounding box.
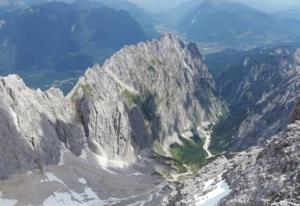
[0,34,223,179]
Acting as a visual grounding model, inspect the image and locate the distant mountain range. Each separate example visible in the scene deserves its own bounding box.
[167,0,300,50]
[273,6,300,21]
[2,0,300,92]
[0,0,149,92]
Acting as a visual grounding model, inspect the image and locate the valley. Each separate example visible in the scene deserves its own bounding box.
[0,32,298,205]
[0,0,299,205]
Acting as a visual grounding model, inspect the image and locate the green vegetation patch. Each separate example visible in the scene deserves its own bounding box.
[72,83,94,99]
[122,89,140,108]
[169,135,208,171]
[209,109,248,155]
[152,152,189,174]
[152,140,167,157]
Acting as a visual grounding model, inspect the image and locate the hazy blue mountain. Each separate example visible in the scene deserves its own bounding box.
[127,0,187,12]
[0,1,146,92]
[273,6,300,21]
[95,0,159,38]
[20,0,159,38]
[177,0,300,48]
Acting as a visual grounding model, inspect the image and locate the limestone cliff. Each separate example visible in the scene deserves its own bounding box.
[0,34,223,178]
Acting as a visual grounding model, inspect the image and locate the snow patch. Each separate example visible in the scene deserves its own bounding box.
[78,178,87,185]
[42,187,105,206]
[203,179,214,190]
[132,172,143,176]
[79,150,88,161]
[8,107,19,130]
[182,60,193,73]
[41,172,67,187]
[0,192,18,206]
[195,179,231,206]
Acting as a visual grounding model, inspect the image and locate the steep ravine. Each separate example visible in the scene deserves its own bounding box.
[208,46,300,153]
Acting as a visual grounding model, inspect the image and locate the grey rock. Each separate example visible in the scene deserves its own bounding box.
[217,47,300,150]
[0,34,223,178]
[0,75,85,178]
[222,120,300,206]
[167,118,300,206]
[69,33,223,160]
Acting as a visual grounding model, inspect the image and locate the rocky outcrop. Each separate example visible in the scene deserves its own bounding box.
[212,46,300,152]
[222,121,300,205]
[165,119,300,206]
[0,75,85,179]
[0,34,223,178]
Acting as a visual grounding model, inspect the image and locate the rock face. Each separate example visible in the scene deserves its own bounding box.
[0,34,223,178]
[211,46,300,152]
[70,34,223,160]
[222,121,300,206]
[0,75,85,179]
[165,118,300,205]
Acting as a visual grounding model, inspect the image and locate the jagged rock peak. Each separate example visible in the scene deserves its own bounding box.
[0,74,26,88]
[71,33,222,159]
[0,34,223,178]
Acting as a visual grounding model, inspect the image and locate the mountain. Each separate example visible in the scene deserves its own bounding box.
[127,0,186,12]
[95,0,159,39]
[206,45,300,153]
[274,6,300,21]
[0,1,146,92]
[164,104,300,205]
[0,34,222,197]
[0,33,299,205]
[15,0,159,39]
[177,0,300,49]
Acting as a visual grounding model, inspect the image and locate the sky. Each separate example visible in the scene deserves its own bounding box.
[2,0,300,12]
[128,0,300,12]
[239,0,300,11]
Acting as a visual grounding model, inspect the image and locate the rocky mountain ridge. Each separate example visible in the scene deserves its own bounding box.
[0,34,299,206]
[0,34,223,179]
[210,46,300,153]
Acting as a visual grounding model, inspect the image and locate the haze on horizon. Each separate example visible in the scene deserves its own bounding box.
[128,0,300,12]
